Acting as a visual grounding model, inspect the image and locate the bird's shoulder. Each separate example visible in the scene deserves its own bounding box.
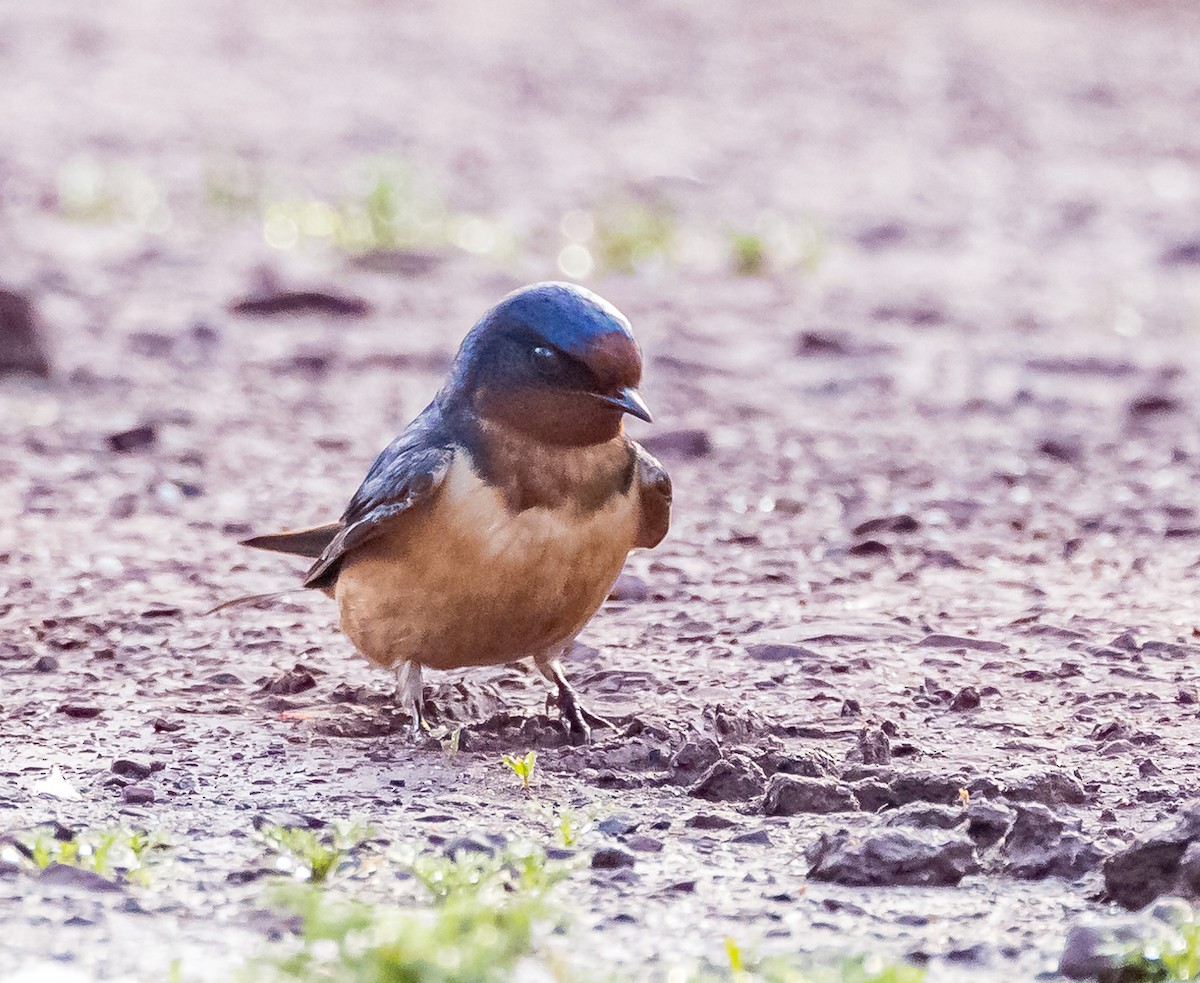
[630,439,671,549]
[304,405,455,588]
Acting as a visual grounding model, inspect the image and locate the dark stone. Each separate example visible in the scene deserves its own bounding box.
[883,803,968,831]
[1129,393,1183,417]
[669,737,722,778]
[889,770,969,806]
[1024,355,1137,378]
[852,514,919,536]
[949,686,981,711]
[441,834,497,858]
[1058,920,1144,981]
[122,785,155,805]
[226,868,276,885]
[1038,436,1084,464]
[106,425,158,453]
[39,863,122,892]
[260,669,318,696]
[689,754,767,802]
[608,574,651,602]
[965,798,1016,849]
[1059,900,1194,981]
[1162,240,1200,266]
[111,759,155,780]
[597,816,639,837]
[686,813,737,830]
[807,826,978,887]
[1104,800,1200,909]
[1175,842,1200,895]
[626,835,663,853]
[252,812,326,832]
[229,288,370,317]
[731,829,772,846]
[743,640,822,663]
[763,775,860,816]
[847,539,890,558]
[639,428,712,459]
[58,704,101,719]
[591,846,636,870]
[797,327,895,356]
[1002,804,1105,880]
[845,725,891,765]
[849,779,894,813]
[152,718,184,733]
[770,747,839,778]
[999,766,1088,806]
[0,288,51,377]
[33,655,59,672]
[920,633,1007,653]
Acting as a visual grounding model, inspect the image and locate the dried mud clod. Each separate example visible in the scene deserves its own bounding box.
[0,288,51,378]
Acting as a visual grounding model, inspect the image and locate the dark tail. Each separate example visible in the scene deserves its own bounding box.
[204,588,312,616]
[240,522,342,559]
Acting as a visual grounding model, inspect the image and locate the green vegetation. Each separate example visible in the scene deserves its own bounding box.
[10,825,170,886]
[244,843,577,983]
[260,158,511,258]
[682,947,927,983]
[726,218,825,278]
[1112,907,1200,981]
[591,198,678,274]
[258,820,375,883]
[729,231,768,276]
[56,156,170,231]
[553,808,589,848]
[53,153,826,280]
[500,750,538,792]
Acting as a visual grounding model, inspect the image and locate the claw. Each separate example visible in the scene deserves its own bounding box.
[540,656,614,745]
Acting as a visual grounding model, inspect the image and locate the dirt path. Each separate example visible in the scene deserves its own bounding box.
[4,1,1200,980]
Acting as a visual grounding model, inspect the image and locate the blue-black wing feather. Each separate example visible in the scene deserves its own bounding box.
[303,405,455,589]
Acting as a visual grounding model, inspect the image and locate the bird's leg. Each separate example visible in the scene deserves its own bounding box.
[536,656,616,745]
[394,661,427,740]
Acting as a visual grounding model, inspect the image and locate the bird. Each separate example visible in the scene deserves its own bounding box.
[236,282,672,743]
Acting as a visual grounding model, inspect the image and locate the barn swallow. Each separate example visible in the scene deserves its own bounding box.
[238,282,672,743]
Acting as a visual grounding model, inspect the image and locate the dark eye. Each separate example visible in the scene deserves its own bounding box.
[530,345,558,370]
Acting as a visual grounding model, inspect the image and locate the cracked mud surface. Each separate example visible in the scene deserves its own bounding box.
[4,0,1200,979]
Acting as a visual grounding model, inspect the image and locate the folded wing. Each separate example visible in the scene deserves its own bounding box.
[633,442,672,549]
[241,406,455,591]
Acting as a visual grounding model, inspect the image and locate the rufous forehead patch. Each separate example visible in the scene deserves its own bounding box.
[583,331,642,389]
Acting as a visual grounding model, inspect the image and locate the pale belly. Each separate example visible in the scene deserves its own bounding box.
[334,456,639,670]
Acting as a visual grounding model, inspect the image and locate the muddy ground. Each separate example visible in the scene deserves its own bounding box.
[5,0,1200,980]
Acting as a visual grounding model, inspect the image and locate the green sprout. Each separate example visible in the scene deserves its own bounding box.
[260,157,511,260]
[682,946,927,983]
[555,809,588,848]
[245,843,578,983]
[259,820,375,883]
[729,232,767,276]
[1110,904,1200,981]
[592,198,678,273]
[10,826,170,886]
[501,751,538,792]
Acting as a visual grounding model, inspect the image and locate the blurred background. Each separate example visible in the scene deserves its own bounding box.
[5,2,1200,979]
[4,0,1199,576]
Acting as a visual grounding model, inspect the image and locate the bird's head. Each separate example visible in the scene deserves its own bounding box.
[448,282,651,446]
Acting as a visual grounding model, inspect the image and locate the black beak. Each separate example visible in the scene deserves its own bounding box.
[594,385,653,423]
